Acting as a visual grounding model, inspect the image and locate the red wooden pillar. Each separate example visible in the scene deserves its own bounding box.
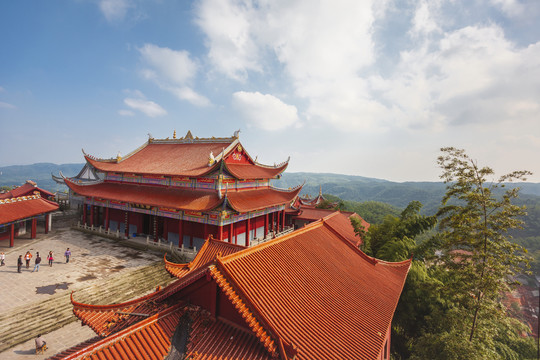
[234,222,238,244]
[31,218,37,239]
[246,218,250,247]
[178,219,183,248]
[83,204,87,225]
[124,211,130,238]
[154,216,158,242]
[282,210,286,231]
[264,213,268,239]
[9,223,15,247]
[163,219,168,241]
[105,207,110,231]
[90,205,94,227]
[229,223,233,243]
[45,214,50,234]
[204,223,208,240]
[219,225,223,241]
[276,211,280,234]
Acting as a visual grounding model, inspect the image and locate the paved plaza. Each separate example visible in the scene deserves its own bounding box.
[0,226,167,359]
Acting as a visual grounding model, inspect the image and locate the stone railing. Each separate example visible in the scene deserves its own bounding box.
[249,226,294,247]
[145,236,198,259]
[75,222,198,259]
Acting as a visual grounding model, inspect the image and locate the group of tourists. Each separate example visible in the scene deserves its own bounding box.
[14,248,72,273]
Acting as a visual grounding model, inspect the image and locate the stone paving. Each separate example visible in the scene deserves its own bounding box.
[0,227,167,359]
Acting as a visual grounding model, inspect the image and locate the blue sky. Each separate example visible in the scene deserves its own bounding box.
[1,0,540,182]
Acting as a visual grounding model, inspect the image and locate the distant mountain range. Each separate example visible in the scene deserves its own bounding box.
[2,163,540,215]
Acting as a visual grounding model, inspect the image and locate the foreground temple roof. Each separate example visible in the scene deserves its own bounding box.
[59,216,410,360]
[0,194,59,225]
[0,180,54,200]
[82,131,289,180]
[213,218,410,360]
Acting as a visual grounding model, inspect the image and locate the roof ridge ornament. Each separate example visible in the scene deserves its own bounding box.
[185,130,194,140]
[233,129,240,138]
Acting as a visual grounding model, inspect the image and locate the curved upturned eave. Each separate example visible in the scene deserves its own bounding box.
[223,161,289,180]
[226,186,302,213]
[63,177,224,212]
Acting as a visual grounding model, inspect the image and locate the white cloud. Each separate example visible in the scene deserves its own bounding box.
[232,91,299,131]
[137,43,210,107]
[99,0,130,22]
[0,101,15,109]
[194,0,261,81]
[118,109,135,116]
[138,44,197,84]
[124,97,167,117]
[168,86,211,107]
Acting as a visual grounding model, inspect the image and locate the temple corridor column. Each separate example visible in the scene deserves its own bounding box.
[83,203,87,225]
[246,218,250,247]
[90,205,94,227]
[105,207,110,231]
[124,211,130,239]
[178,219,183,248]
[31,218,37,239]
[45,214,50,234]
[282,210,286,232]
[229,223,233,243]
[264,213,268,239]
[9,223,14,247]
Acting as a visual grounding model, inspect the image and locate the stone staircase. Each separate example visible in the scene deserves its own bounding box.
[0,262,175,353]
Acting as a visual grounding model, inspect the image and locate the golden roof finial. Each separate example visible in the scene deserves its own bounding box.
[173,130,177,139]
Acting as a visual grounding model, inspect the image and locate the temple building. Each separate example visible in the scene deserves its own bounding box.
[50,214,411,360]
[0,182,58,247]
[54,131,301,249]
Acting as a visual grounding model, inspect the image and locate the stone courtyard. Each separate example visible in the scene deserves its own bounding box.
[0,225,172,359]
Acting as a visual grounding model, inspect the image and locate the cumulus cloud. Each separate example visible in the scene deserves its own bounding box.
[232,91,299,131]
[137,43,210,107]
[194,0,261,81]
[195,0,540,135]
[99,0,130,22]
[123,95,167,117]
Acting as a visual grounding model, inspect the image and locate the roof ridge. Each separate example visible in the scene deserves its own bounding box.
[0,193,42,205]
[321,216,413,267]
[219,219,326,264]
[210,265,279,357]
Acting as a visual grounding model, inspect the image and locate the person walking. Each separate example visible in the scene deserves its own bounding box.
[25,251,32,269]
[17,255,23,273]
[47,251,54,267]
[0,252,5,266]
[32,252,41,272]
[64,248,71,263]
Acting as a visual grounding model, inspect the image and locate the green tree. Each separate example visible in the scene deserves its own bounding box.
[412,147,534,359]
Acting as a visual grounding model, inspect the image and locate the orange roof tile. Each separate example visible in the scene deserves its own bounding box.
[85,140,233,177]
[186,308,274,360]
[0,181,54,200]
[164,238,245,278]
[71,289,168,337]
[0,194,59,225]
[324,211,369,247]
[57,303,186,360]
[226,187,302,213]
[213,219,411,360]
[64,179,223,212]
[225,162,288,180]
